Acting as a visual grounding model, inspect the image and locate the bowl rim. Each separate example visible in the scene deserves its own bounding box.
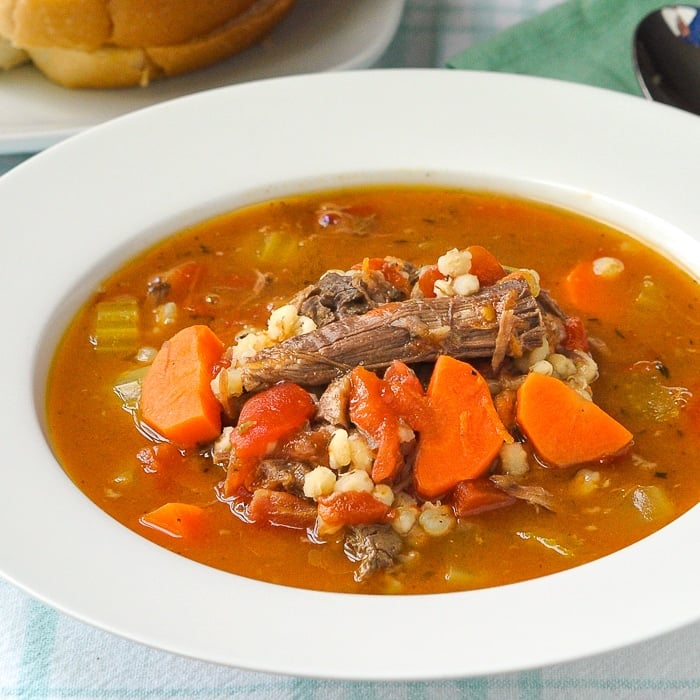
[1,69,700,680]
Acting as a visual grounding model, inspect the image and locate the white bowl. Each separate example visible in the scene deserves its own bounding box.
[1,70,700,680]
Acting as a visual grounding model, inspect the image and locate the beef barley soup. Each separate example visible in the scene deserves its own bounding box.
[46,186,700,594]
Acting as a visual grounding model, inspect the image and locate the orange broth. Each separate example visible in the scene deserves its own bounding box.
[46,186,700,594]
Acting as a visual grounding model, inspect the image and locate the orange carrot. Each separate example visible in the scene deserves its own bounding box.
[140,502,207,539]
[413,356,513,499]
[452,478,516,517]
[248,488,318,530]
[317,490,391,528]
[140,325,224,448]
[516,371,633,467]
[349,366,403,483]
[563,257,633,321]
[467,245,505,286]
[231,382,316,459]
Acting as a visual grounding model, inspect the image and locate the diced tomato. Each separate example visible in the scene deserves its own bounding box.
[352,257,410,293]
[232,382,316,459]
[493,389,518,432]
[136,442,182,474]
[222,452,258,497]
[452,479,516,517]
[562,316,590,352]
[466,245,506,286]
[248,489,318,529]
[147,260,203,306]
[349,366,403,483]
[382,360,428,431]
[317,490,390,527]
[417,264,445,298]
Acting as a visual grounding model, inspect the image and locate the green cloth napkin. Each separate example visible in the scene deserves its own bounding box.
[446,0,665,95]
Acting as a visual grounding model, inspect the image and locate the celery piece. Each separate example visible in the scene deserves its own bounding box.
[443,565,480,587]
[93,297,140,355]
[628,485,675,523]
[621,361,691,423]
[257,228,298,265]
[113,365,150,410]
[516,530,576,557]
[634,277,664,310]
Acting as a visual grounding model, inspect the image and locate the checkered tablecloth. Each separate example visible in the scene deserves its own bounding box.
[3,1,700,697]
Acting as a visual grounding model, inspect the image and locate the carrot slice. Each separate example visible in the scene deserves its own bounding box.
[140,325,224,448]
[414,356,513,499]
[467,245,505,286]
[231,382,316,459]
[563,257,633,322]
[349,366,403,483]
[140,502,207,539]
[516,371,633,467]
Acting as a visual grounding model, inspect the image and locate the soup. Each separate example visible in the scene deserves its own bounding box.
[46,186,700,594]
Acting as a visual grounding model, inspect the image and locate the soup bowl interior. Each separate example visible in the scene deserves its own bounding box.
[2,70,700,679]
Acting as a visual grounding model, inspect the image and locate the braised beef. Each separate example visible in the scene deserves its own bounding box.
[295,266,414,328]
[317,374,352,427]
[344,524,403,582]
[490,474,555,511]
[235,276,546,393]
[250,459,311,497]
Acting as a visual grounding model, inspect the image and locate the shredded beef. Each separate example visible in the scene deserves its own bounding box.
[236,277,546,393]
[296,267,414,327]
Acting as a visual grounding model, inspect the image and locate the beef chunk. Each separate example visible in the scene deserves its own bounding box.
[297,268,412,327]
[317,373,352,427]
[281,425,333,466]
[237,277,545,393]
[344,524,403,582]
[250,459,311,497]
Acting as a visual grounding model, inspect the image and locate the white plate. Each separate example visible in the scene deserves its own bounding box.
[1,70,700,681]
[0,0,405,154]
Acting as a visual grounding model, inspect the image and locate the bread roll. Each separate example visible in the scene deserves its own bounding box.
[0,33,28,68]
[0,0,296,88]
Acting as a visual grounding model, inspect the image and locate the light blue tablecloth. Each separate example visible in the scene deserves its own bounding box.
[3,1,700,697]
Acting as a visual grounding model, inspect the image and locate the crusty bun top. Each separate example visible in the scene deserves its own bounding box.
[0,0,296,88]
[0,0,262,50]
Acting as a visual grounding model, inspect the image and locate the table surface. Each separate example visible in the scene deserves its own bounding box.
[3,1,700,698]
